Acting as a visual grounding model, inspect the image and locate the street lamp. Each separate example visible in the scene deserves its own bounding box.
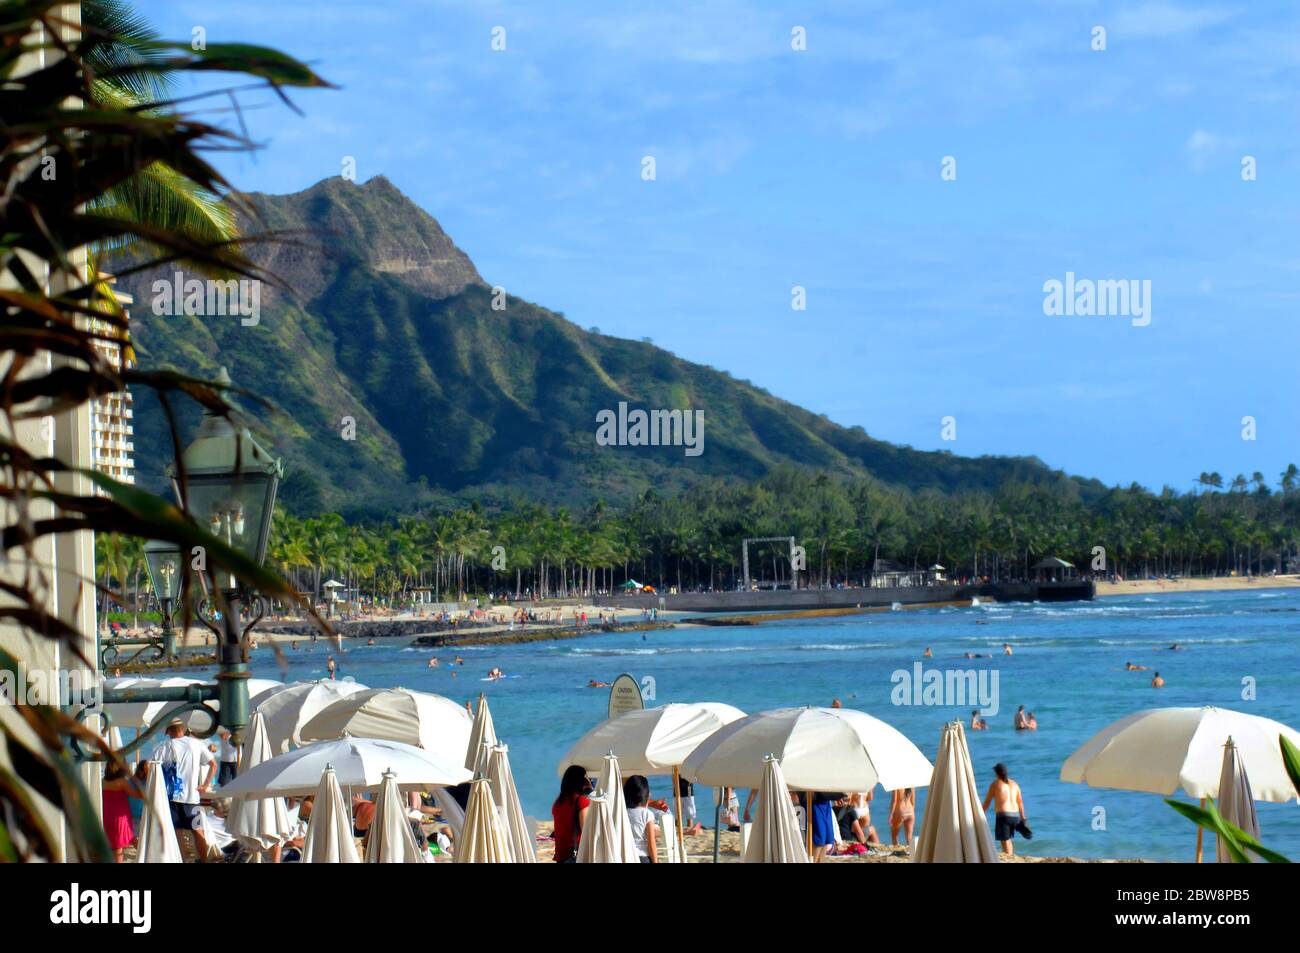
[143,538,182,659]
[168,367,281,745]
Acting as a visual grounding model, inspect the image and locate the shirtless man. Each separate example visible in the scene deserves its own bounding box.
[970,709,989,731]
[923,647,934,659]
[427,657,439,669]
[1151,671,1165,688]
[1002,643,1013,656]
[1025,712,1038,731]
[981,763,1026,855]
[1013,705,1030,730]
[1124,661,1148,671]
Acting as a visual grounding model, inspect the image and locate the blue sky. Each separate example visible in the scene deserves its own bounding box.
[139,1,1300,492]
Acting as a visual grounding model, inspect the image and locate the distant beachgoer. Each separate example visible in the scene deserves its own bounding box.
[216,727,239,786]
[923,647,933,658]
[428,657,439,668]
[1014,705,1029,730]
[623,775,659,864]
[1125,661,1148,671]
[101,762,140,863]
[889,788,915,846]
[982,763,1027,856]
[970,709,988,731]
[679,774,702,835]
[1002,643,1013,656]
[552,765,593,863]
[831,698,843,709]
[1152,672,1165,688]
[1025,712,1038,731]
[587,679,609,688]
[455,656,464,665]
[810,792,842,862]
[367,638,376,646]
[1169,643,1182,651]
[326,655,336,680]
[487,667,504,680]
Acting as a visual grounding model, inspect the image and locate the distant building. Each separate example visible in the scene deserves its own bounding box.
[89,277,135,488]
[870,558,931,588]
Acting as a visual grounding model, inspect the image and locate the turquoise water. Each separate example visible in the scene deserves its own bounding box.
[247,589,1300,861]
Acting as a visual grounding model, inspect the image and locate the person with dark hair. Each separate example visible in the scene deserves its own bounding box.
[981,763,1027,856]
[970,709,988,730]
[552,765,592,863]
[623,774,659,863]
[101,762,142,863]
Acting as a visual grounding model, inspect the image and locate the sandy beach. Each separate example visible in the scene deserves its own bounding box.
[1094,575,1300,598]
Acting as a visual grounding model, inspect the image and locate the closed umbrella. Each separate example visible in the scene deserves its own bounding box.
[219,737,470,799]
[597,751,638,863]
[1060,705,1300,861]
[226,712,292,852]
[254,679,369,753]
[913,721,998,863]
[301,687,471,767]
[103,676,205,731]
[136,760,182,863]
[485,744,535,862]
[575,792,638,864]
[1217,738,1261,863]
[365,769,422,863]
[744,755,808,863]
[455,777,510,863]
[302,765,360,863]
[683,706,933,791]
[466,693,498,771]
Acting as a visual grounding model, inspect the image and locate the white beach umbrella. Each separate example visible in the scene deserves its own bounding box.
[913,721,999,863]
[575,791,639,864]
[365,770,422,863]
[455,777,510,863]
[218,737,470,799]
[302,765,360,863]
[683,706,933,792]
[557,702,746,776]
[596,751,638,863]
[254,679,369,753]
[486,744,536,862]
[1217,738,1261,863]
[744,755,809,863]
[430,785,467,839]
[136,760,182,863]
[1060,706,1300,802]
[226,712,292,851]
[466,693,498,771]
[301,687,471,766]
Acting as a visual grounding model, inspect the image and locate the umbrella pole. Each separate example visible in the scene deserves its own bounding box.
[805,790,813,860]
[1195,797,1205,863]
[672,766,686,862]
[713,787,721,863]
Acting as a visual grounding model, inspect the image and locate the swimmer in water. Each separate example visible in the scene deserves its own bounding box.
[1169,643,1182,651]
[1002,643,1013,656]
[970,709,988,731]
[1014,705,1029,730]
[588,679,609,688]
[455,656,465,666]
[1025,712,1038,731]
[923,647,933,658]
[1151,671,1165,688]
[1124,661,1148,671]
[428,657,439,669]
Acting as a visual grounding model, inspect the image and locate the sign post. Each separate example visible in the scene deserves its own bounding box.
[607,673,644,720]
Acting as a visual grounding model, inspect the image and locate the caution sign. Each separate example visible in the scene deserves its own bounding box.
[607,673,644,720]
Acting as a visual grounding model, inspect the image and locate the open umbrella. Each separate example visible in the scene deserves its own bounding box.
[455,777,510,863]
[913,721,998,863]
[466,693,498,771]
[1060,705,1300,861]
[683,706,933,791]
[485,744,535,862]
[218,737,470,799]
[136,759,182,863]
[226,712,292,852]
[575,792,638,863]
[1217,738,1261,863]
[254,679,369,753]
[302,765,360,863]
[597,751,638,863]
[365,770,422,863]
[744,755,809,863]
[301,687,471,767]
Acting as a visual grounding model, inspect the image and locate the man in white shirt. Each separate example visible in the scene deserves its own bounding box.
[158,717,217,860]
[216,727,239,786]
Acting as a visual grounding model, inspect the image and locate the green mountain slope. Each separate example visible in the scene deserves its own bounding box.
[119,175,1097,518]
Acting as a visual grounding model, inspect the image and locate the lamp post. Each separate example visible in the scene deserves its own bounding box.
[85,369,281,756]
[99,540,183,667]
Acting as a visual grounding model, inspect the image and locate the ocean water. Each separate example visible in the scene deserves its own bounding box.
[247,588,1300,861]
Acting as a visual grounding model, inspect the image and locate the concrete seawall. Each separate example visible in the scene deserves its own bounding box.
[594,580,1094,613]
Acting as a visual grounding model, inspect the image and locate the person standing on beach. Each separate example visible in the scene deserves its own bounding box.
[552,765,592,863]
[981,763,1026,856]
[216,726,239,786]
[158,717,217,861]
[889,787,915,846]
